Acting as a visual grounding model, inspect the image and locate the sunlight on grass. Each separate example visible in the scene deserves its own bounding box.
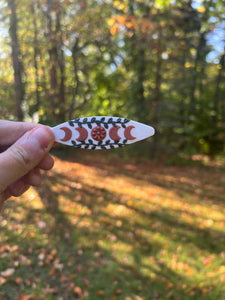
[1,154,225,299]
[25,188,44,210]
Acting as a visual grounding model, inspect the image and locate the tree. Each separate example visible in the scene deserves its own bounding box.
[7,0,24,121]
[0,0,224,157]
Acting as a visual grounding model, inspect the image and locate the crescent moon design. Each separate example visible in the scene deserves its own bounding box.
[109,126,121,141]
[75,127,88,141]
[124,125,136,140]
[60,127,72,142]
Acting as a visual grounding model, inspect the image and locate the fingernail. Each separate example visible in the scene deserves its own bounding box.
[23,127,55,151]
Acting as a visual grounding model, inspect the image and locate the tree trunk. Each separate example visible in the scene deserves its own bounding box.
[213,49,225,122]
[189,32,206,114]
[153,24,162,130]
[151,24,163,157]
[46,0,58,121]
[56,6,66,122]
[31,0,40,113]
[7,0,24,121]
[70,39,80,120]
[189,0,212,115]
[136,43,147,121]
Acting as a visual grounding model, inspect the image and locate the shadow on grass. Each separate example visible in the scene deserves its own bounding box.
[1,152,225,299]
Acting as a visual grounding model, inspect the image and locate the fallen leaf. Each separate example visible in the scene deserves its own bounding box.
[60,275,68,282]
[0,277,6,285]
[15,277,23,285]
[76,264,83,272]
[69,273,77,279]
[166,291,173,298]
[48,267,57,276]
[73,286,83,297]
[17,295,35,300]
[26,278,32,286]
[97,289,104,296]
[51,248,57,256]
[68,282,75,291]
[38,253,45,261]
[43,286,59,295]
[83,277,89,286]
[11,245,19,252]
[1,268,15,278]
[54,263,64,271]
[113,289,123,295]
[0,245,10,252]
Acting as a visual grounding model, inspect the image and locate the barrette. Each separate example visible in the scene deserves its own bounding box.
[52,116,155,150]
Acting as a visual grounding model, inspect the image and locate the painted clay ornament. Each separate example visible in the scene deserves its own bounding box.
[52,116,155,150]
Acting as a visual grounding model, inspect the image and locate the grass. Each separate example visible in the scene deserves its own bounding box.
[0,151,225,300]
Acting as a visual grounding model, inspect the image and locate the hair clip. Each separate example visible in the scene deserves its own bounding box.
[52,116,155,150]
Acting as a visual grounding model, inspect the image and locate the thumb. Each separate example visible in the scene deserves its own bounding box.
[0,126,55,192]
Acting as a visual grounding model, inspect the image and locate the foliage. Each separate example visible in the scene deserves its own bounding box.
[0,153,225,299]
[0,0,225,156]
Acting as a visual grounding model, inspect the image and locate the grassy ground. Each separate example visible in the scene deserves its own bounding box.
[0,151,225,300]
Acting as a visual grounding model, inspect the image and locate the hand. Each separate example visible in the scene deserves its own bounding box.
[0,120,55,211]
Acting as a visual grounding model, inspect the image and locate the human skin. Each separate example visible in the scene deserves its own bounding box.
[0,120,55,211]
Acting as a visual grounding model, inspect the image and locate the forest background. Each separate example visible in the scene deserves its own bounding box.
[0,0,224,159]
[1,1,225,299]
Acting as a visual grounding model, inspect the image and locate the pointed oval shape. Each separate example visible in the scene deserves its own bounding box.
[51,116,155,149]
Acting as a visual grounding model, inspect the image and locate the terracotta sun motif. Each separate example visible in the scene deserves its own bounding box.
[52,116,155,150]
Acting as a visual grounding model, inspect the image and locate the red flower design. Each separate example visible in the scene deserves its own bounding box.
[91,126,106,141]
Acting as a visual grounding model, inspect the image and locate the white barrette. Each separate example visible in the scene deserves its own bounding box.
[52,116,155,150]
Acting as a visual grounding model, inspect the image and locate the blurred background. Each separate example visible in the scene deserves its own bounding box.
[0,0,224,158]
[0,1,225,300]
